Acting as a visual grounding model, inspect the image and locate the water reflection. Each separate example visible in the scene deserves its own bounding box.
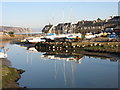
[25,46,84,87]
[25,46,80,87]
[3,40,119,88]
[25,45,120,87]
[31,45,120,62]
[3,40,120,63]
[41,53,83,64]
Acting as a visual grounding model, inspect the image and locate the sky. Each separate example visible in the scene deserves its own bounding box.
[1,1,119,30]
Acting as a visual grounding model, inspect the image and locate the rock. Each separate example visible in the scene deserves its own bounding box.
[17,69,25,74]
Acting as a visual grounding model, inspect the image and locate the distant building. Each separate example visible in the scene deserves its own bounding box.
[69,24,77,33]
[55,23,73,34]
[42,24,54,33]
[75,20,105,33]
[42,16,120,34]
[104,16,120,29]
[55,23,64,34]
[63,23,71,33]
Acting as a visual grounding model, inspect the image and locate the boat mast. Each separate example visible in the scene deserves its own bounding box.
[62,8,64,34]
[70,7,73,34]
[51,13,55,34]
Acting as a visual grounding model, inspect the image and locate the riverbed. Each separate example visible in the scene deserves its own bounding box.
[2,40,119,88]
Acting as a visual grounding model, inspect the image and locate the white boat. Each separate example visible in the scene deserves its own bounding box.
[54,34,66,39]
[85,34,96,39]
[20,37,35,42]
[22,33,83,43]
[45,33,82,40]
[21,37,46,43]
[0,52,7,59]
[27,37,46,43]
[66,33,82,39]
[85,33,96,39]
[95,32,103,37]
[44,35,56,40]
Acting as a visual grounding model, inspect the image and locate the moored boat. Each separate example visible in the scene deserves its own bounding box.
[21,37,46,43]
[0,51,7,59]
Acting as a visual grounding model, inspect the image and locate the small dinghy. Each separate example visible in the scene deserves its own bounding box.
[0,52,7,59]
[0,48,8,59]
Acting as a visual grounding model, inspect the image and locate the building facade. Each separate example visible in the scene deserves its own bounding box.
[42,16,120,34]
[42,24,54,33]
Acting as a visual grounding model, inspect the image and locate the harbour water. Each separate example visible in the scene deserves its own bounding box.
[3,41,119,88]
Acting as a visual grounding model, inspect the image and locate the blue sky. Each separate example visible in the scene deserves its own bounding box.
[2,2,118,30]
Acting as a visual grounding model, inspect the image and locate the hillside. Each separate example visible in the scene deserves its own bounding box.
[0,26,32,33]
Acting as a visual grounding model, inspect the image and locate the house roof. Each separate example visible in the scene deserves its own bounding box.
[42,24,53,33]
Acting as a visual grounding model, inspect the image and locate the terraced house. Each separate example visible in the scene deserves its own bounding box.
[42,24,54,33]
[55,23,72,34]
[75,19,104,33]
[42,16,120,34]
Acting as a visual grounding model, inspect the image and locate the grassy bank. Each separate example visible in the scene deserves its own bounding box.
[1,59,25,88]
[83,46,120,53]
[72,41,120,53]
[0,34,43,41]
[0,35,28,41]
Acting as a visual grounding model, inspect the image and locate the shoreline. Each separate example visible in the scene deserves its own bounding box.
[0,35,31,41]
[1,58,25,88]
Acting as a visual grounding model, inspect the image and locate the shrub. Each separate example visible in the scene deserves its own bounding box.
[8,32,15,37]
